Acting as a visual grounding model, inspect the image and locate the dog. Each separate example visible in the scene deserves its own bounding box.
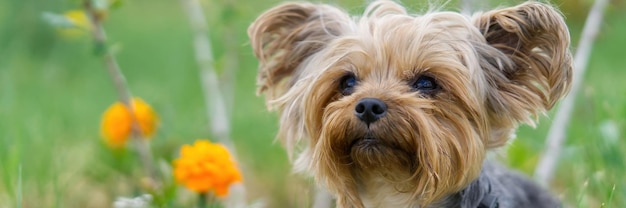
[248,0,572,207]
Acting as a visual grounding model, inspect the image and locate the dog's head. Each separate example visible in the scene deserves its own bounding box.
[249,1,571,206]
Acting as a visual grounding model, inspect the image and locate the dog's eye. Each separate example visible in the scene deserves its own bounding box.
[340,74,357,95]
[411,75,439,93]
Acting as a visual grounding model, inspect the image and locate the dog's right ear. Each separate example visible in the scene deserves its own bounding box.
[473,2,572,147]
[248,3,349,102]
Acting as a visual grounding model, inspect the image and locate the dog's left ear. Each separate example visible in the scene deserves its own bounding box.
[473,2,573,147]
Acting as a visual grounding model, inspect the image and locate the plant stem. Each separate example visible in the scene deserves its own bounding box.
[83,0,157,187]
[198,192,207,208]
[534,0,609,185]
[312,186,333,208]
[180,0,234,150]
[181,0,246,206]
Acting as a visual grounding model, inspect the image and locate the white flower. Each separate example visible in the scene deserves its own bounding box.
[113,194,152,208]
[599,120,619,144]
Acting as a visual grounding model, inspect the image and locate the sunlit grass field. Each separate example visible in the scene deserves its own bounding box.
[1,0,625,207]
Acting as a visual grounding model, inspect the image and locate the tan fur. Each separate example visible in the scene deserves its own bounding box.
[249,1,571,207]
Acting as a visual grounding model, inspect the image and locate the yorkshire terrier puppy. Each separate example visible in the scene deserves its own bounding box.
[249,0,572,207]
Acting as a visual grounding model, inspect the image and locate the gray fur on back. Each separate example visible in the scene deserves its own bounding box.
[431,162,561,208]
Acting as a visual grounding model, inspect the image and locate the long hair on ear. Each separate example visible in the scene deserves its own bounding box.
[248,3,352,159]
[248,2,350,103]
[472,2,573,147]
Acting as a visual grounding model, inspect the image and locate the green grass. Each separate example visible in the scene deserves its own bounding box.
[0,0,625,207]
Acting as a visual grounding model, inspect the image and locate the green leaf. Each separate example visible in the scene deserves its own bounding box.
[109,0,125,10]
[92,41,107,56]
[41,12,75,29]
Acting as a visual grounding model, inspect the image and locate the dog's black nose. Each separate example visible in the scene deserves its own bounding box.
[354,98,387,125]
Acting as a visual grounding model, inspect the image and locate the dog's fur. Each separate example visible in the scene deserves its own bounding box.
[248,1,572,207]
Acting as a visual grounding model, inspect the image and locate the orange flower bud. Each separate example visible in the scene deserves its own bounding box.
[100,97,158,148]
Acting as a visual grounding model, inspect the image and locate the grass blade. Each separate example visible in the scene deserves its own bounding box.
[602,184,616,208]
[16,164,22,208]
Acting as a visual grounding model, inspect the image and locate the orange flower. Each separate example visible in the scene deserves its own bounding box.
[173,140,242,196]
[100,97,158,148]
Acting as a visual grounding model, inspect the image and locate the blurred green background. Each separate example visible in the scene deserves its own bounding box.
[1,0,625,207]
